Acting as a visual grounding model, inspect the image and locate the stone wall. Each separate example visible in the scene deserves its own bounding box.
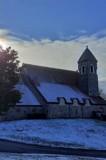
[48,104,70,118]
[47,98,106,119]
[0,105,43,121]
[0,98,106,121]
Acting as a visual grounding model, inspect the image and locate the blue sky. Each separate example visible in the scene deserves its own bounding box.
[0,0,106,40]
[0,0,106,83]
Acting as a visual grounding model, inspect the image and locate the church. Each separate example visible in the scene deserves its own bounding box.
[1,47,106,121]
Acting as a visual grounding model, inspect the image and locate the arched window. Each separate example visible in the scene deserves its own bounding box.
[81,65,85,74]
[90,64,94,74]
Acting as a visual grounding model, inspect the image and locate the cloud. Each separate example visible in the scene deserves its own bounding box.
[0,29,106,82]
[0,29,10,37]
[77,29,88,34]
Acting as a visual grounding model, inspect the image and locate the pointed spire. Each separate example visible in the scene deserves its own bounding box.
[78,46,97,63]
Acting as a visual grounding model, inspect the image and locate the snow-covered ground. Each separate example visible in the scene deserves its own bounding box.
[0,153,105,160]
[0,119,106,150]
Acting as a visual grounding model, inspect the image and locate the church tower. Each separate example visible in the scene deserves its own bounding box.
[78,46,99,96]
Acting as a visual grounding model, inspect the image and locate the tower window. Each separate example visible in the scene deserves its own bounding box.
[90,64,94,74]
[81,65,85,74]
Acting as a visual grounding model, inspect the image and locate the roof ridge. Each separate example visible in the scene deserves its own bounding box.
[23,63,77,73]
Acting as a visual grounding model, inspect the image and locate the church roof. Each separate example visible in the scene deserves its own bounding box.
[78,46,97,63]
[37,82,92,103]
[90,96,106,105]
[20,63,106,105]
[16,84,41,105]
[22,63,79,86]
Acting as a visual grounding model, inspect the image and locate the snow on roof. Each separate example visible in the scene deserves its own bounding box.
[37,82,90,103]
[16,85,40,105]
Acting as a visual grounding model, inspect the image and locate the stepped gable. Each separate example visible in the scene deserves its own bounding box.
[78,46,97,63]
[22,63,79,86]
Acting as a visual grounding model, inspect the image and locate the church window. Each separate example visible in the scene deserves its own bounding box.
[90,64,94,74]
[81,65,85,74]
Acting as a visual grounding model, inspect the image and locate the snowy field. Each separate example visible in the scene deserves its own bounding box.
[0,119,106,150]
[0,153,105,160]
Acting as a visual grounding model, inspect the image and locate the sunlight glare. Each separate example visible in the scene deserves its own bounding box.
[0,39,8,49]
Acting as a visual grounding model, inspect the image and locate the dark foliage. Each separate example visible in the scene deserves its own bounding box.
[0,46,21,113]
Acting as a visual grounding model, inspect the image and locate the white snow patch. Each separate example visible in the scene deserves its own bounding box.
[0,153,104,160]
[16,84,40,105]
[0,119,106,150]
[37,82,91,102]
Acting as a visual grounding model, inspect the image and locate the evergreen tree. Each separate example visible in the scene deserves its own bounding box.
[0,46,21,113]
